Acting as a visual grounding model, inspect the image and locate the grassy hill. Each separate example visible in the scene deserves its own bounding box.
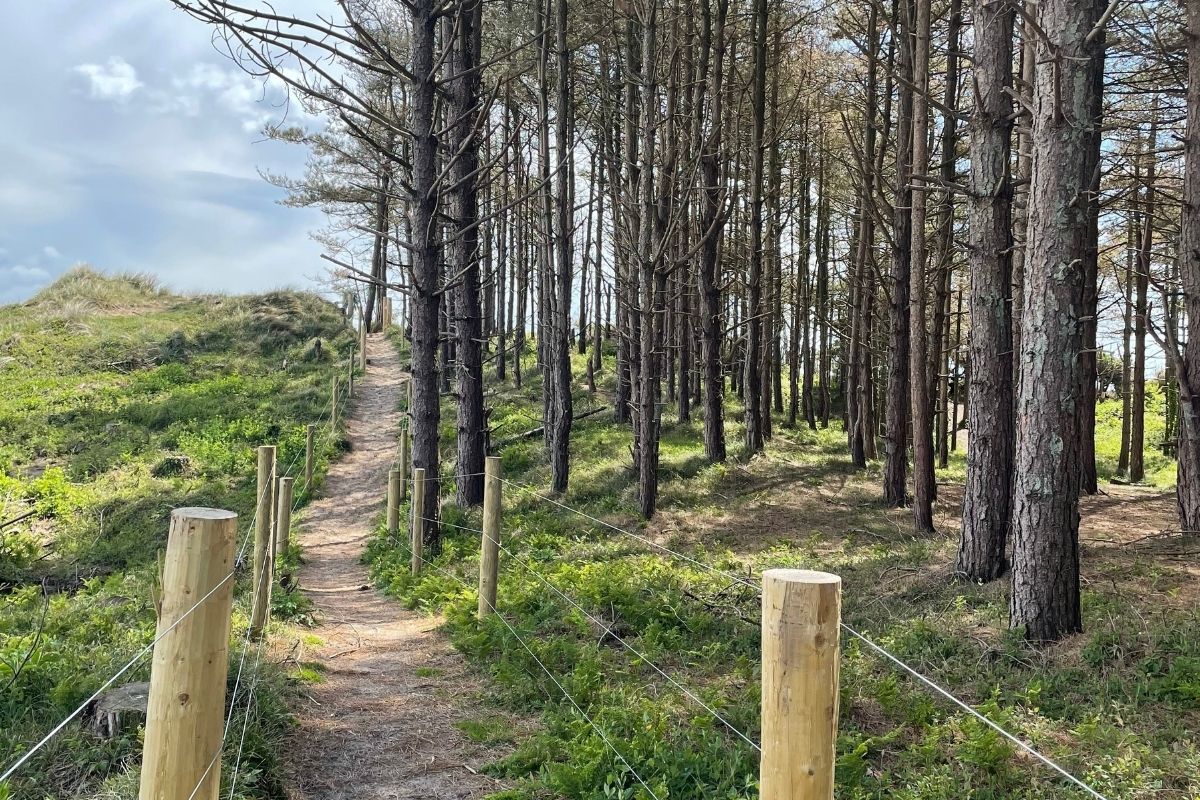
[0,267,353,798]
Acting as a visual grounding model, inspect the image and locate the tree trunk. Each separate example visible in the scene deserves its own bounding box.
[450,0,485,507]
[883,0,914,508]
[698,0,728,462]
[408,0,443,549]
[1010,0,1104,642]
[959,0,1014,582]
[908,0,935,533]
[1178,0,1200,535]
[1131,119,1156,484]
[743,0,768,455]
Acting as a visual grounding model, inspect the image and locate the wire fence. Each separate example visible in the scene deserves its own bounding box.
[0,377,346,791]
[1,357,1115,800]
[396,470,1112,800]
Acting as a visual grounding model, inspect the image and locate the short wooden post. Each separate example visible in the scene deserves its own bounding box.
[411,467,425,576]
[478,456,502,619]
[138,507,237,800]
[249,445,276,641]
[331,376,339,431]
[760,569,841,800]
[305,423,315,491]
[398,429,410,503]
[387,467,401,539]
[275,476,294,563]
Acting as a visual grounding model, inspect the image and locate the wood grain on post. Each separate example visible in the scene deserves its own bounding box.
[387,467,401,538]
[305,423,315,492]
[275,476,295,563]
[478,456,502,619]
[249,445,276,641]
[411,467,425,576]
[359,325,368,370]
[398,429,410,503]
[760,568,841,800]
[138,507,237,800]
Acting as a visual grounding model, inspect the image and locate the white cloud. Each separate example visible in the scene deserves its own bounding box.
[74,56,143,101]
[6,264,50,282]
[42,245,61,259]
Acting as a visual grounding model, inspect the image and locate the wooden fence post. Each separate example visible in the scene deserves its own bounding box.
[250,445,276,641]
[275,476,294,563]
[411,467,425,576]
[331,376,339,431]
[478,456,502,619]
[138,507,237,800]
[359,323,368,370]
[398,428,410,503]
[305,423,315,492]
[348,353,355,398]
[760,569,841,800]
[387,467,401,539]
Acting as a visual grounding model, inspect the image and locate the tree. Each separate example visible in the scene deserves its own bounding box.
[959,0,1015,582]
[1174,0,1200,536]
[1009,0,1106,641]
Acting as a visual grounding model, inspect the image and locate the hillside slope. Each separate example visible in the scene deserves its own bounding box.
[0,267,353,798]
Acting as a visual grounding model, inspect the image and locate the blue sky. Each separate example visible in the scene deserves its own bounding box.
[0,0,330,304]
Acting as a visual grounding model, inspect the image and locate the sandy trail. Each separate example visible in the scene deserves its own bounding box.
[284,333,505,800]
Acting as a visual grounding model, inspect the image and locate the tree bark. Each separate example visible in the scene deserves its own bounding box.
[959,0,1014,582]
[450,0,486,507]
[883,0,914,508]
[1010,0,1105,642]
[408,0,443,549]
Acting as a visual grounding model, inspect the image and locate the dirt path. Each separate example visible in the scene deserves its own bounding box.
[284,333,506,800]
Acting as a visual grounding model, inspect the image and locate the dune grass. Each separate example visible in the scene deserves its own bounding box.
[0,269,354,799]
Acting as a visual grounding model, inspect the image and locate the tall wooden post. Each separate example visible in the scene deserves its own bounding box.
[138,507,237,800]
[760,569,841,800]
[331,376,339,431]
[387,467,401,539]
[398,428,410,503]
[411,467,425,576]
[360,323,368,370]
[305,423,315,492]
[348,354,355,398]
[250,445,276,640]
[478,456,502,619]
[275,476,295,563]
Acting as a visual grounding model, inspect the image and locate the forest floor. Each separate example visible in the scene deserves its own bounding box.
[283,333,518,800]
[367,342,1200,800]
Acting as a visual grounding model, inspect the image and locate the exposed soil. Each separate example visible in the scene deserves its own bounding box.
[283,333,511,800]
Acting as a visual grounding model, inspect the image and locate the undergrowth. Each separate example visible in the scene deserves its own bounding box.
[0,267,355,798]
[370,337,1199,800]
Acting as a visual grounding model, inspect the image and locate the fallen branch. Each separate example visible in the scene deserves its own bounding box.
[489,406,609,451]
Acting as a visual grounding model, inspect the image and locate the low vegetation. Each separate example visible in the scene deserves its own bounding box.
[0,267,352,799]
[371,343,1200,800]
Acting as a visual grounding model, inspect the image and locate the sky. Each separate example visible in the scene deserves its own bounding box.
[0,0,333,305]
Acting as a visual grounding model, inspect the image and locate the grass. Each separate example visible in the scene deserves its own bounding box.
[370,338,1199,800]
[1095,389,1176,487]
[0,267,356,799]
